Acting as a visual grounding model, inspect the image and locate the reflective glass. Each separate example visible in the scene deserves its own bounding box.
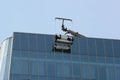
[31,61,39,75]
[106,66,115,80]
[81,64,89,80]
[13,33,20,50]
[115,58,120,64]
[37,35,45,51]
[88,38,96,56]
[46,61,55,76]
[79,38,88,55]
[88,65,97,80]
[97,65,106,80]
[45,35,54,52]
[104,40,113,57]
[56,62,64,77]
[64,63,72,77]
[20,33,29,50]
[72,63,80,78]
[113,40,120,57]
[115,66,120,80]
[71,37,79,55]
[96,39,105,56]
[11,58,22,74]
[29,34,37,51]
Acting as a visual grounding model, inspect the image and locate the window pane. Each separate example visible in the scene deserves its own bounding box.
[20,33,29,50]
[88,38,96,56]
[46,62,55,76]
[97,65,106,80]
[96,39,105,56]
[45,35,54,52]
[88,65,97,80]
[13,33,20,50]
[11,58,22,74]
[71,37,79,55]
[81,64,89,79]
[113,40,120,57]
[72,63,80,78]
[115,66,120,80]
[29,34,37,51]
[106,66,115,80]
[37,35,45,51]
[104,40,113,57]
[79,38,88,55]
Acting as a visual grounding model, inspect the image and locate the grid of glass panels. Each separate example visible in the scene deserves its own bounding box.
[10,32,120,80]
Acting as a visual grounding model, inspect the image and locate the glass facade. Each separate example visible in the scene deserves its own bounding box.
[0,32,120,80]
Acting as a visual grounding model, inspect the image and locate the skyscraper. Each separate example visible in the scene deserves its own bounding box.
[0,32,120,80]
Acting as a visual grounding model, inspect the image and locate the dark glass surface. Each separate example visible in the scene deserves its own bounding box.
[72,63,80,78]
[37,35,46,51]
[10,33,120,80]
[96,39,105,56]
[71,37,79,55]
[13,33,20,50]
[104,39,113,57]
[113,40,120,57]
[45,35,54,52]
[20,33,29,50]
[29,34,37,51]
[88,38,96,56]
[115,66,120,80]
[97,65,106,80]
[79,38,88,55]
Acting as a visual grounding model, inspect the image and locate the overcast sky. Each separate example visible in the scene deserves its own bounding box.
[0,0,120,44]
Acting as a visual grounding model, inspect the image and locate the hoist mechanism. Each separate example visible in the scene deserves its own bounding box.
[55,17,86,37]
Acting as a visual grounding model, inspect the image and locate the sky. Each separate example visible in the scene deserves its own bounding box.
[0,0,120,44]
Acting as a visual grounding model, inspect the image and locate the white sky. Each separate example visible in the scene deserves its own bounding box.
[0,0,120,44]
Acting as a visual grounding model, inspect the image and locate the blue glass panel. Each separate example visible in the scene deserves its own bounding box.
[31,61,39,75]
[97,65,106,80]
[31,75,39,80]
[96,39,105,56]
[12,50,21,57]
[38,61,45,76]
[21,51,28,58]
[56,62,64,77]
[81,64,89,80]
[71,37,79,55]
[45,35,54,52]
[88,65,97,80]
[63,54,71,61]
[10,74,30,80]
[64,63,72,78]
[115,66,120,80]
[47,77,55,80]
[13,33,21,50]
[46,61,55,76]
[106,57,113,64]
[71,55,80,62]
[97,57,105,64]
[28,34,37,51]
[104,40,113,57]
[79,38,88,55]
[113,40,120,57]
[115,58,120,64]
[88,38,96,56]
[106,66,115,80]
[72,63,80,78]
[22,60,29,74]
[11,58,22,74]
[37,35,45,51]
[80,55,88,62]
[20,33,29,50]
[89,56,96,63]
